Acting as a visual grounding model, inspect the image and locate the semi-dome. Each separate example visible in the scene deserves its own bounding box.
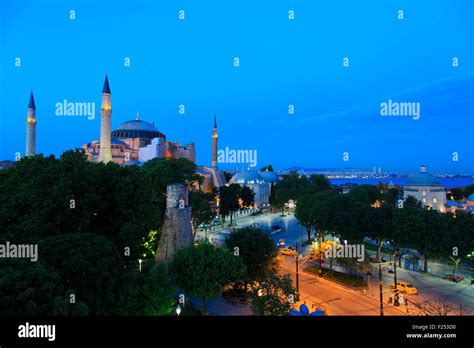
[112,119,166,140]
[259,170,280,184]
[404,165,443,187]
[96,138,128,146]
[230,170,265,185]
[121,160,143,167]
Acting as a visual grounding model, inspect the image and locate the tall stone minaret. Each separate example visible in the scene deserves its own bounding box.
[25,90,37,157]
[99,74,112,163]
[212,113,218,169]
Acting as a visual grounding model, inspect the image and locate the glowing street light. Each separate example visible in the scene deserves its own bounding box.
[138,259,143,272]
[176,305,182,316]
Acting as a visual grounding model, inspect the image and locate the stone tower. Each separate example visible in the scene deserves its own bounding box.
[212,113,218,168]
[25,90,36,157]
[156,183,194,262]
[99,74,112,163]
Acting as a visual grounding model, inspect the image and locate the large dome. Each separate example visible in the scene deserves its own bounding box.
[404,165,443,187]
[112,119,165,140]
[230,170,265,185]
[259,170,280,184]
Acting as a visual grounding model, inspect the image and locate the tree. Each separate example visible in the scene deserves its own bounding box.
[219,184,241,225]
[0,259,89,315]
[115,262,174,315]
[222,171,233,183]
[307,174,331,195]
[142,157,201,214]
[238,185,255,207]
[189,191,214,234]
[39,233,122,315]
[329,195,368,244]
[225,227,279,283]
[0,150,162,267]
[348,184,380,205]
[361,204,394,259]
[383,187,400,206]
[249,274,299,316]
[462,184,474,199]
[295,190,336,242]
[169,243,246,315]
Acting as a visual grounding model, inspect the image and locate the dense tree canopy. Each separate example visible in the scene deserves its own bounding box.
[189,190,215,233]
[219,183,255,224]
[249,274,298,316]
[39,233,122,315]
[225,227,279,282]
[0,150,161,263]
[169,242,246,314]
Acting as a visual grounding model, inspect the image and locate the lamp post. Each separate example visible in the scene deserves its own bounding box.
[468,252,474,285]
[176,305,182,316]
[295,242,299,292]
[138,259,142,272]
[393,249,399,306]
[378,264,384,316]
[318,232,323,278]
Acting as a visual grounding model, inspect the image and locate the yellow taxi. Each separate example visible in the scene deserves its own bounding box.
[389,281,418,295]
[280,248,297,256]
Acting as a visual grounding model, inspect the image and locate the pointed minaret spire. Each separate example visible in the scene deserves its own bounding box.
[136,111,140,120]
[212,113,218,169]
[25,90,37,157]
[28,90,36,109]
[102,74,111,94]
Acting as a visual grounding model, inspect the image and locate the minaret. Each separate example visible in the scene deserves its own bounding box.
[99,74,112,163]
[212,113,218,169]
[25,90,37,157]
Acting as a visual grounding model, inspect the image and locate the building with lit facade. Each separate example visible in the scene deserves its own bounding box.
[82,76,195,165]
[403,165,446,212]
[228,169,279,208]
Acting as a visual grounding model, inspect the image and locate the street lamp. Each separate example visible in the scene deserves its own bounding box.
[138,259,142,272]
[393,249,399,306]
[176,305,182,316]
[467,252,474,285]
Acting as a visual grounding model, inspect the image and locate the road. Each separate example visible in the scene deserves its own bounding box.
[196,210,474,315]
[278,256,411,316]
[367,255,474,315]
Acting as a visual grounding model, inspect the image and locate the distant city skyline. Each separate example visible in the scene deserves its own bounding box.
[1,0,473,173]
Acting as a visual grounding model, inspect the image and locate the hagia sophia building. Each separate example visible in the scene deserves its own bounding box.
[22,75,225,193]
[21,74,278,205]
[82,75,196,166]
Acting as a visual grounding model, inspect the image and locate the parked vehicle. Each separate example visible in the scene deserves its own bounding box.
[443,274,464,283]
[389,281,418,295]
[280,247,297,256]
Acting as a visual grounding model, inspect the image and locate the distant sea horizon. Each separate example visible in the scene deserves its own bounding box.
[329,178,474,189]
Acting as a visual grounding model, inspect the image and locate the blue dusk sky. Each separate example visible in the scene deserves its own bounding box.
[0,0,473,173]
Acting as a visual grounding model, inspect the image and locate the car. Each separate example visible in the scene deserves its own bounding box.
[280,248,297,256]
[443,274,464,283]
[389,281,418,295]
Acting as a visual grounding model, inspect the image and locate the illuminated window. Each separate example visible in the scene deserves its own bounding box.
[422,190,426,196]
[433,198,437,203]
[422,197,426,203]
